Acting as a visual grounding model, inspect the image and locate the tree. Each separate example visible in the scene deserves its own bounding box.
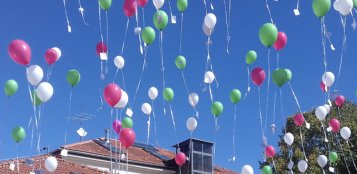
[259,100,357,173]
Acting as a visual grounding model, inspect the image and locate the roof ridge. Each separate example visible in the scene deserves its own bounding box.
[61,139,94,148]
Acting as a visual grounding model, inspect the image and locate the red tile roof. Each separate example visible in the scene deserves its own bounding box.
[215,166,240,174]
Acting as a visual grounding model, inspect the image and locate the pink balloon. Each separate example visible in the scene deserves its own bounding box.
[137,0,148,7]
[8,40,31,66]
[251,67,265,86]
[320,81,329,92]
[120,128,135,148]
[265,146,275,158]
[175,152,186,166]
[335,95,345,107]
[104,84,122,107]
[113,120,122,134]
[294,114,304,126]
[45,49,58,65]
[96,42,108,56]
[273,32,287,51]
[123,0,137,18]
[329,119,340,132]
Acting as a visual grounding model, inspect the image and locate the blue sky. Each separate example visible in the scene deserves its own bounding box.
[1,0,357,173]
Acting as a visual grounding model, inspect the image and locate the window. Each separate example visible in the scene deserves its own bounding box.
[192,140,213,173]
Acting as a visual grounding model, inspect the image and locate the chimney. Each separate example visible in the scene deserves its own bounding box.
[104,129,110,144]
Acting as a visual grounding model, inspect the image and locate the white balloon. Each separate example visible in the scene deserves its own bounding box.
[323,104,330,113]
[148,87,158,100]
[52,47,61,61]
[114,56,125,69]
[37,82,54,103]
[204,13,217,29]
[186,117,197,132]
[318,155,328,168]
[153,0,164,9]
[284,133,294,146]
[341,127,351,140]
[189,93,199,107]
[241,165,253,174]
[27,65,43,86]
[315,106,328,121]
[45,156,58,172]
[334,0,353,16]
[115,90,128,109]
[322,72,335,87]
[298,160,308,172]
[202,22,214,36]
[142,103,152,115]
[204,71,215,84]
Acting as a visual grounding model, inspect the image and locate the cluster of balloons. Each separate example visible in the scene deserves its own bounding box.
[45,47,61,65]
[112,117,134,148]
[321,72,335,92]
[334,0,354,16]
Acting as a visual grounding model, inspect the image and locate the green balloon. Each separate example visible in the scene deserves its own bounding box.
[164,88,174,102]
[329,152,338,163]
[272,68,287,87]
[177,0,188,12]
[262,166,272,174]
[259,23,278,47]
[246,50,257,65]
[31,89,42,106]
[211,102,223,116]
[67,70,81,87]
[122,117,133,129]
[312,0,331,18]
[98,0,112,10]
[12,126,25,143]
[153,10,168,30]
[284,69,292,81]
[354,0,357,8]
[230,89,241,104]
[175,56,186,70]
[4,79,18,96]
[142,27,156,45]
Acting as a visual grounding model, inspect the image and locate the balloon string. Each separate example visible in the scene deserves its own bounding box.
[271,90,277,130]
[223,0,230,54]
[347,141,357,171]
[272,157,277,174]
[232,104,236,161]
[121,18,130,56]
[180,12,183,54]
[142,7,145,28]
[152,100,158,146]
[17,143,19,173]
[336,133,351,174]
[98,4,104,44]
[97,80,104,111]
[78,0,88,25]
[287,81,308,124]
[115,109,118,172]
[265,0,274,24]
[209,84,213,103]
[277,51,279,68]
[338,107,344,125]
[182,71,196,115]
[105,11,109,70]
[167,0,173,22]
[244,65,250,99]
[335,16,347,90]
[169,102,179,145]
[46,65,53,82]
[64,88,73,143]
[300,126,308,161]
[210,0,214,10]
[280,88,286,134]
[135,1,143,55]
[203,0,208,14]
[110,108,113,172]
[131,46,148,108]
[258,86,265,138]
[296,0,299,10]
[146,112,150,150]
[160,31,166,116]
[126,148,129,174]
[264,48,271,134]
[62,0,71,32]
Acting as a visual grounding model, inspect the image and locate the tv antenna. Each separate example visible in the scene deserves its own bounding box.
[66,104,95,141]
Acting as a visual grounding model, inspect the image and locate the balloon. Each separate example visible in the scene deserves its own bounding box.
[341,127,351,139]
[329,152,338,163]
[4,80,18,96]
[175,152,186,165]
[298,160,308,172]
[189,93,199,107]
[313,0,331,17]
[259,23,278,47]
[153,10,168,30]
[318,155,328,168]
[45,48,57,65]
[114,56,125,69]
[320,81,329,92]
[148,87,158,100]
[164,88,174,102]
[284,69,292,81]
[265,146,275,157]
[251,67,265,86]
[37,82,54,103]
[241,165,253,174]
[103,84,122,107]
[31,89,42,106]
[322,72,335,87]
[137,0,148,7]
[202,22,214,36]
[284,133,294,146]
[45,157,58,172]
[153,0,164,9]
[204,13,217,29]
[177,0,188,12]
[294,114,304,126]
[315,106,327,121]
[142,103,152,115]
[262,166,272,174]
[120,128,135,148]
[272,68,287,87]
[334,0,353,16]
[114,90,128,109]
[273,32,287,51]
[123,0,137,17]
[204,71,215,84]
[122,117,133,129]
[113,120,122,134]
[8,40,31,66]
[354,0,357,8]
[67,70,80,87]
[246,50,257,65]
[27,65,43,86]
[175,56,186,70]
[323,104,330,113]
[98,0,112,10]
[52,47,61,61]
[142,27,156,45]
[186,117,197,132]
[12,126,25,143]
[211,102,223,116]
[329,119,340,132]
[230,89,241,104]
[335,95,345,107]
[96,42,108,56]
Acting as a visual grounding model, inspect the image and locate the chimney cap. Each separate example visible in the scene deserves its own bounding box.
[104,129,110,132]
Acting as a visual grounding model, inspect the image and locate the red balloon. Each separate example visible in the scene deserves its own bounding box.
[294,114,304,126]
[120,128,135,148]
[320,81,329,92]
[123,0,137,18]
[273,32,287,51]
[329,119,340,132]
[175,152,186,166]
[8,40,31,66]
[103,84,122,107]
[265,145,275,158]
[137,0,148,7]
[45,49,58,65]
[335,95,345,107]
[96,42,108,56]
[251,67,265,86]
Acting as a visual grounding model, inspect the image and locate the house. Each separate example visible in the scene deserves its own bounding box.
[0,129,239,174]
